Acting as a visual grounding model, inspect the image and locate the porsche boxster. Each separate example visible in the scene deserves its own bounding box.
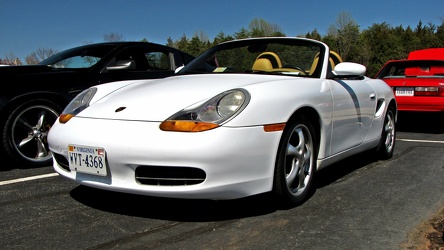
[48,37,397,205]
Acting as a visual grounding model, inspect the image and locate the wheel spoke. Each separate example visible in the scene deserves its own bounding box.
[297,168,307,188]
[16,116,33,130]
[18,135,34,148]
[297,144,312,189]
[36,110,46,130]
[36,138,49,158]
[285,143,298,188]
[286,142,298,156]
[286,127,309,189]
[303,147,311,174]
[384,114,393,133]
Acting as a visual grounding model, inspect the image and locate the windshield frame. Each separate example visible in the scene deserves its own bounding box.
[178,37,328,78]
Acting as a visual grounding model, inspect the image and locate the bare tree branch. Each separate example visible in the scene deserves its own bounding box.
[25,48,58,65]
[103,32,124,42]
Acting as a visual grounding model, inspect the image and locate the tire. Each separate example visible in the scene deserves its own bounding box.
[376,106,396,160]
[273,115,318,205]
[2,100,61,167]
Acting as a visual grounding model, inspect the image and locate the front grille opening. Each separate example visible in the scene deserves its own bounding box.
[53,153,70,172]
[135,166,206,186]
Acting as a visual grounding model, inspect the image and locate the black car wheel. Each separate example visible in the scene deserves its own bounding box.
[273,115,318,205]
[2,100,61,167]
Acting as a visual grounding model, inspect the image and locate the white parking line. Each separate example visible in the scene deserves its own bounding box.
[397,138,444,144]
[0,172,59,186]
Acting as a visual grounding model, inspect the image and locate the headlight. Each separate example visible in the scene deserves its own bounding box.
[160,89,250,132]
[58,88,97,123]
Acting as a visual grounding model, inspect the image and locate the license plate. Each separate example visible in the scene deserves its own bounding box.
[68,145,107,176]
[396,87,414,96]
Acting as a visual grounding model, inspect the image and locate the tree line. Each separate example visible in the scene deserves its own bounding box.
[165,13,444,77]
[2,12,444,77]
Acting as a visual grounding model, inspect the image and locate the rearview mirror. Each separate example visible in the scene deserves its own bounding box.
[175,65,185,74]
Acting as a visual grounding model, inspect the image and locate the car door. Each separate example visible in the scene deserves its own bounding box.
[328,79,376,155]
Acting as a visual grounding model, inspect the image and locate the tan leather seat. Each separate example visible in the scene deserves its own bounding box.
[256,52,282,68]
[309,51,343,75]
[252,58,273,71]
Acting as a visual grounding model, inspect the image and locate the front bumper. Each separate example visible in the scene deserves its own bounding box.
[48,117,283,200]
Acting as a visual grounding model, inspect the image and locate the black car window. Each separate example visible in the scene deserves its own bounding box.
[50,55,101,68]
[39,44,117,68]
[114,47,171,71]
[145,51,170,70]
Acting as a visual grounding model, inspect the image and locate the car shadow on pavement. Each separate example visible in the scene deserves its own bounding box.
[314,150,378,189]
[69,151,379,221]
[70,185,279,221]
[396,112,444,134]
[0,153,18,171]
[0,154,51,171]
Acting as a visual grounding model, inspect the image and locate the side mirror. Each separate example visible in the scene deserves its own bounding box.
[332,62,366,77]
[175,65,185,74]
[106,59,136,71]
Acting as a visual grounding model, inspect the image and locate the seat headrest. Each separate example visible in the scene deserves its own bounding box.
[252,58,273,71]
[256,52,282,68]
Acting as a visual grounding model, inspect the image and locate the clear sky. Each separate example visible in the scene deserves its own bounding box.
[1,0,443,62]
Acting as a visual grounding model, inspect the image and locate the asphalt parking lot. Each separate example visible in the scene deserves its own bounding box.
[0,112,443,249]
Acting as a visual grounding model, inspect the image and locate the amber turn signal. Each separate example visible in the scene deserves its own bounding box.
[58,114,75,124]
[160,120,219,132]
[263,123,286,132]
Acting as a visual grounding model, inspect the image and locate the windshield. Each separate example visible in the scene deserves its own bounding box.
[179,38,325,78]
[39,44,117,69]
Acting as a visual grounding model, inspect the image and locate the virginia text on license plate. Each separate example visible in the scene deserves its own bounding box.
[68,145,107,176]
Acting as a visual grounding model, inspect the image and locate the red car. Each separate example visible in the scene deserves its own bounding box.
[375,48,444,112]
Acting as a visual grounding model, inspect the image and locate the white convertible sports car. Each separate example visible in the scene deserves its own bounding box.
[48,37,397,205]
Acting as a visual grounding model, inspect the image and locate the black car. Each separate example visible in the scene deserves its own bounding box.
[0,41,195,167]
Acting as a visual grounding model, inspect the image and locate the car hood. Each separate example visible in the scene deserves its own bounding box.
[78,74,294,121]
